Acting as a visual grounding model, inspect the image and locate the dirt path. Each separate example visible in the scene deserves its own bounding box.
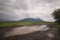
[0,24,58,40]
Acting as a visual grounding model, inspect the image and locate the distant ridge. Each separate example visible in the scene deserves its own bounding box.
[0,18,44,22]
[0,19,16,22]
[19,18,44,22]
[0,20,8,22]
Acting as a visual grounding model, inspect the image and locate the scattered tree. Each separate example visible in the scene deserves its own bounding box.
[52,9,60,24]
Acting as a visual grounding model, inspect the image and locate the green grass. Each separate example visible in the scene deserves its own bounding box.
[55,23,60,34]
[1,21,60,35]
[0,22,32,27]
[0,22,53,27]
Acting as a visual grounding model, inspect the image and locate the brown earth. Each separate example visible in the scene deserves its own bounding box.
[0,24,60,40]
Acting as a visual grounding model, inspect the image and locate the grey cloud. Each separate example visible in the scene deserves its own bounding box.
[0,0,28,21]
[0,0,60,22]
[0,0,28,10]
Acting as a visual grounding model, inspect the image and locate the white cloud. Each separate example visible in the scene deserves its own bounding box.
[0,0,60,22]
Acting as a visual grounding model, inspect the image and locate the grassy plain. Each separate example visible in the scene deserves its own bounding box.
[0,22,54,27]
[0,22,60,34]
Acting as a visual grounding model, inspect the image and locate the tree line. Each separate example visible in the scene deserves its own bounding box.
[52,9,60,24]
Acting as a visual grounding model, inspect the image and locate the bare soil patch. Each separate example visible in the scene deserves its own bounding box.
[0,24,59,40]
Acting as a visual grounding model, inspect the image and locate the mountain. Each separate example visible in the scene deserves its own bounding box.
[0,20,8,22]
[0,19,16,22]
[19,18,44,22]
[0,18,44,22]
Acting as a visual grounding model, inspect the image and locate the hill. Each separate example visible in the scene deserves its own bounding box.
[19,18,44,22]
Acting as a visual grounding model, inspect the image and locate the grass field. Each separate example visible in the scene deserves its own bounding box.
[1,21,60,34]
[0,21,60,34]
[0,22,54,27]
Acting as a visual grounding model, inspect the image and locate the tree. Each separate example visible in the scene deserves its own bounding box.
[52,9,60,24]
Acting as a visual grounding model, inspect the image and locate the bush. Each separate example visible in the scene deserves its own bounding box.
[52,9,60,24]
[56,24,60,34]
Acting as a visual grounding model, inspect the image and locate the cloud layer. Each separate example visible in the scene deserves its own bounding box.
[0,0,60,22]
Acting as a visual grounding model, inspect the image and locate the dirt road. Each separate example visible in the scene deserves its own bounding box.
[0,25,58,40]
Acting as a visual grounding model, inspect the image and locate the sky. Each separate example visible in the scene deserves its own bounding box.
[0,0,60,22]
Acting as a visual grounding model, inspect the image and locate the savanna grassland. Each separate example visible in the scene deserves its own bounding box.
[0,22,60,40]
[0,22,54,27]
[0,22,60,34]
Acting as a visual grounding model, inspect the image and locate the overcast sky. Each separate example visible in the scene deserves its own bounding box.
[0,0,60,22]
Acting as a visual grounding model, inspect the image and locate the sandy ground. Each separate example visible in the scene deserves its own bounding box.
[0,24,59,40]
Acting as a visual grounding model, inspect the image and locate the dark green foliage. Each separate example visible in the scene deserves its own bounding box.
[52,9,60,24]
[52,9,60,34]
[56,24,60,34]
